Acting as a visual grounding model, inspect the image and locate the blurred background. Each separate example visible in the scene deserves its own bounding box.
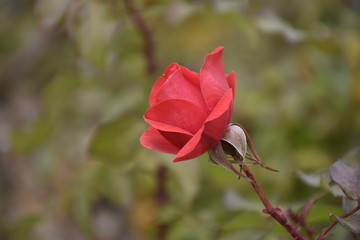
[0,0,360,239]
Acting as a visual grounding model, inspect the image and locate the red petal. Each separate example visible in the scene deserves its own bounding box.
[155,68,208,111]
[149,63,179,106]
[144,99,207,135]
[160,131,192,149]
[225,72,236,118]
[173,126,217,162]
[203,89,233,140]
[179,66,200,87]
[173,89,234,162]
[140,127,180,154]
[226,71,236,95]
[200,47,229,110]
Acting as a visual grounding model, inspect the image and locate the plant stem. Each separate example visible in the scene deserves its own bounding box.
[317,202,360,240]
[233,154,305,240]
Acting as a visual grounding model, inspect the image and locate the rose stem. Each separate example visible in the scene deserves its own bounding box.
[232,154,305,240]
[317,200,360,240]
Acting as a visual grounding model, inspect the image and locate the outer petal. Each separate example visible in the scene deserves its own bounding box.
[149,63,179,106]
[155,68,208,111]
[173,90,233,162]
[160,131,192,149]
[225,72,236,118]
[179,66,200,87]
[203,89,233,140]
[200,46,230,110]
[144,99,207,135]
[226,71,236,95]
[173,126,218,162]
[140,127,180,154]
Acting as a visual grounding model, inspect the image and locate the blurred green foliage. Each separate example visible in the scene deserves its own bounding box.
[0,0,360,239]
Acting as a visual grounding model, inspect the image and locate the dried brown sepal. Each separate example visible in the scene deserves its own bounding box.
[209,142,247,178]
[221,124,247,159]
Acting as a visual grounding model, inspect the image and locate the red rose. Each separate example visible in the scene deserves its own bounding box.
[140,47,236,162]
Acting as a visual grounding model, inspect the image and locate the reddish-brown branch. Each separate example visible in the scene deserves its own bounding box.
[317,201,360,240]
[233,154,305,240]
[123,0,156,75]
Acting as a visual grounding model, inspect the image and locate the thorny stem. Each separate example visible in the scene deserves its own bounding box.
[317,200,360,240]
[232,154,305,240]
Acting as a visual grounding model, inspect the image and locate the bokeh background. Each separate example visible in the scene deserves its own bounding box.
[1,0,360,239]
